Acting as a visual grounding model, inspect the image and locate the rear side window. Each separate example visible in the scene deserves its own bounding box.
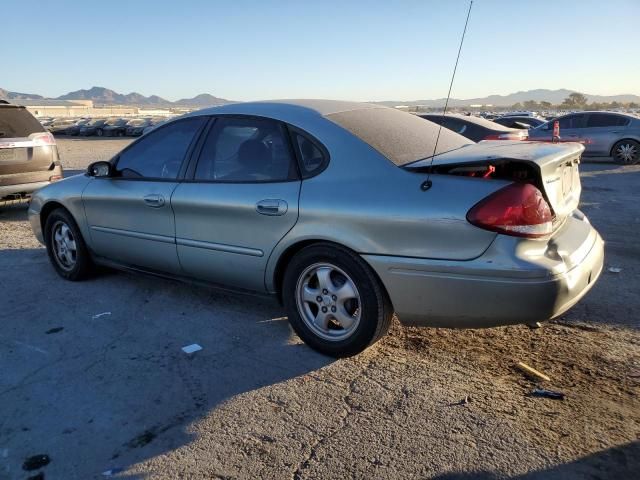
[0,107,44,138]
[115,117,205,179]
[194,117,297,182]
[558,114,586,129]
[586,114,629,128]
[293,132,327,177]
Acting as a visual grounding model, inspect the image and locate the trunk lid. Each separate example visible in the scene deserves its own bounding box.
[406,140,584,222]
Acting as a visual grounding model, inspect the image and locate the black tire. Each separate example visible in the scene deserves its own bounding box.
[44,208,94,281]
[282,243,393,357]
[612,139,640,164]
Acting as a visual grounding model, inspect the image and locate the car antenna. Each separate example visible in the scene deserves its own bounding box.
[422,0,473,192]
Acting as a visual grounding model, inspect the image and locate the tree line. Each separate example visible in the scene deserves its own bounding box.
[510,93,639,112]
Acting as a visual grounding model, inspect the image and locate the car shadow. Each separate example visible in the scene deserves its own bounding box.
[0,248,333,478]
[430,441,639,479]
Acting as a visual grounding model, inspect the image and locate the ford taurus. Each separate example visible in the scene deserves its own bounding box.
[28,100,604,356]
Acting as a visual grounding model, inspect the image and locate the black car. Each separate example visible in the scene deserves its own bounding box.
[102,118,130,137]
[65,118,92,136]
[493,116,545,129]
[125,118,152,136]
[419,114,528,142]
[79,119,108,136]
[0,102,63,200]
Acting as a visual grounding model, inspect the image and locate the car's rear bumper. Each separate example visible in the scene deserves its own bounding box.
[363,213,604,328]
[0,164,64,200]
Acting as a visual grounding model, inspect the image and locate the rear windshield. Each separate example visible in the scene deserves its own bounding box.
[0,107,45,138]
[326,107,471,166]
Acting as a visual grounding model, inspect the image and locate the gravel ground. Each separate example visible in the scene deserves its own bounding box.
[0,139,638,479]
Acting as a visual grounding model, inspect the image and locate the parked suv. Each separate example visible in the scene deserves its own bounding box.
[528,111,640,163]
[0,102,63,200]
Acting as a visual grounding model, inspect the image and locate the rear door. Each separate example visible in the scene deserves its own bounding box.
[583,113,630,155]
[171,116,301,292]
[82,116,207,273]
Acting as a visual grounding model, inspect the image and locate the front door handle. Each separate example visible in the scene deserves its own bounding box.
[256,199,288,216]
[144,194,165,208]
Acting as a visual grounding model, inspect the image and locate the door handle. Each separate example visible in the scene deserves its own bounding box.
[256,199,288,216]
[143,194,165,208]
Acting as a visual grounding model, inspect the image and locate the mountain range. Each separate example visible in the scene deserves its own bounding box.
[375,89,640,108]
[0,86,232,107]
[1,87,639,108]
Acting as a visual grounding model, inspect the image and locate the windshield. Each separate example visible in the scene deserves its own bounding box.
[326,107,472,166]
[106,119,125,126]
[127,119,148,126]
[87,119,105,126]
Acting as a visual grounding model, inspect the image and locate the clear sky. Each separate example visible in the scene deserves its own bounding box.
[3,0,639,101]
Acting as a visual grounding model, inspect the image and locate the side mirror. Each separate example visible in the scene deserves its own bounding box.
[87,161,113,178]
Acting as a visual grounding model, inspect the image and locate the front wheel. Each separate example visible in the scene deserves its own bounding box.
[612,139,639,164]
[282,244,393,357]
[44,208,94,280]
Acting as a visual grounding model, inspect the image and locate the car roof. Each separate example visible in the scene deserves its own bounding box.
[189,99,385,120]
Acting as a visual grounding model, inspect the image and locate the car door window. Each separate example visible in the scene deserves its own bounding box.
[115,117,206,179]
[194,117,298,182]
[558,114,586,129]
[586,113,629,128]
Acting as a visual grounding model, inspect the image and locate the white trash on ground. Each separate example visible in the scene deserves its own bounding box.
[182,344,203,354]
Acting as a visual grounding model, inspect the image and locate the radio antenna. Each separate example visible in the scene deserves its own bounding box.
[423,0,473,190]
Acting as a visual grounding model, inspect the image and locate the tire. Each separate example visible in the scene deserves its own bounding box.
[44,208,94,281]
[282,243,393,357]
[612,139,639,164]
[96,128,103,137]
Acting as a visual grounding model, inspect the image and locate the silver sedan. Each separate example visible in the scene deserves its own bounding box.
[29,100,604,356]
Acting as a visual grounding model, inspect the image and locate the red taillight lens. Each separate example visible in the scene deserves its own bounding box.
[30,132,56,146]
[467,183,554,238]
[484,132,528,141]
[49,175,63,182]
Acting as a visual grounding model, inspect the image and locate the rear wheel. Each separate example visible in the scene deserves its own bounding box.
[612,139,639,164]
[44,208,94,280]
[283,244,393,357]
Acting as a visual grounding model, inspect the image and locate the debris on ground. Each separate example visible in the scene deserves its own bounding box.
[92,312,112,319]
[45,327,64,334]
[182,344,203,354]
[516,362,551,381]
[102,467,124,476]
[527,322,543,329]
[608,266,622,273]
[531,388,565,400]
[22,454,50,471]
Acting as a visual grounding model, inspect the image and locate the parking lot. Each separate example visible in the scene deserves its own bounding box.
[0,138,638,479]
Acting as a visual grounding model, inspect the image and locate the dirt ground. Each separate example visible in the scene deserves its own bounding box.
[0,138,638,480]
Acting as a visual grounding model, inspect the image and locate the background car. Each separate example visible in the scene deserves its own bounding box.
[47,119,78,136]
[64,118,92,136]
[493,116,546,129]
[0,102,63,200]
[419,113,528,142]
[79,118,108,136]
[29,100,602,357]
[125,118,153,136]
[142,118,169,135]
[527,111,640,163]
[102,118,130,137]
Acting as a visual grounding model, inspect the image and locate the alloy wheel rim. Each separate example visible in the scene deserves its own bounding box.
[52,221,77,271]
[616,143,637,164]
[295,262,361,341]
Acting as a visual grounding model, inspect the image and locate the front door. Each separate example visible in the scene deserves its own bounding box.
[171,116,301,292]
[82,116,207,273]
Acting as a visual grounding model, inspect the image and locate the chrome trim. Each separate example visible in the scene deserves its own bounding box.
[91,225,175,244]
[176,237,264,257]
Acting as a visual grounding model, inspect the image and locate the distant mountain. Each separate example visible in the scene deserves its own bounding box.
[376,89,640,108]
[174,93,230,106]
[0,88,44,100]
[1,86,233,107]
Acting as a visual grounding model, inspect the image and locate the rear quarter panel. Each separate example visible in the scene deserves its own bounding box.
[264,120,504,291]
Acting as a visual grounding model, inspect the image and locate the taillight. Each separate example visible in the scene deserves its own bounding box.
[30,132,56,146]
[49,174,63,182]
[467,183,554,238]
[484,132,527,141]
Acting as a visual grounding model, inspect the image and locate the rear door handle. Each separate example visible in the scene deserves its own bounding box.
[256,199,288,216]
[144,194,165,208]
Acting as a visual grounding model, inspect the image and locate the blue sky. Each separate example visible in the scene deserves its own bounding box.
[3,0,639,101]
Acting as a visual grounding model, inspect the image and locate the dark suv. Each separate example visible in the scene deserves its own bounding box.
[0,101,63,200]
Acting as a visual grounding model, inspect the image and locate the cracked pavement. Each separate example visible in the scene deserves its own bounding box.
[0,139,638,479]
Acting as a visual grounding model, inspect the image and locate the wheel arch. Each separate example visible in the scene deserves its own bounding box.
[40,201,70,235]
[270,238,393,310]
